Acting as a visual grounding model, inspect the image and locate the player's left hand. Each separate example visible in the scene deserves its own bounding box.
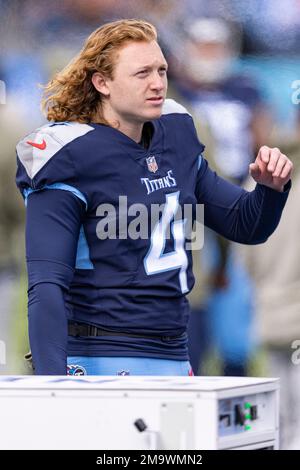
[249,146,293,192]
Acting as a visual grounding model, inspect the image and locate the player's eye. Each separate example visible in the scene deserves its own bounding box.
[137,70,148,76]
[159,68,167,75]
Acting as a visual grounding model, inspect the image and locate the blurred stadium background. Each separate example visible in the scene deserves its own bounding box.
[0,0,300,449]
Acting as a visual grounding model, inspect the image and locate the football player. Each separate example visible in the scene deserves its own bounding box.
[16,20,292,375]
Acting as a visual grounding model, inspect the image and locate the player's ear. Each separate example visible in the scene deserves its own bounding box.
[92,72,110,97]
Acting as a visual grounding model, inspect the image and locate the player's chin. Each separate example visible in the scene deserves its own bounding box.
[144,102,164,119]
[146,110,163,120]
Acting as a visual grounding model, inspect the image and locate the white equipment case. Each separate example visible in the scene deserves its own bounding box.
[0,376,279,450]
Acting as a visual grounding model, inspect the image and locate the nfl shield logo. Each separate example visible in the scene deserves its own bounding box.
[146,155,158,173]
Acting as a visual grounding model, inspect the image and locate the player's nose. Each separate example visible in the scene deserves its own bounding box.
[150,72,165,91]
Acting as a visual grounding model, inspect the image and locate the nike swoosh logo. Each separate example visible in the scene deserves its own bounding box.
[27,139,47,150]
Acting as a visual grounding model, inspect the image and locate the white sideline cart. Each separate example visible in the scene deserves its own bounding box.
[0,376,279,450]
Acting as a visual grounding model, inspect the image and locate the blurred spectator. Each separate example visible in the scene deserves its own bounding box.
[172,17,272,179]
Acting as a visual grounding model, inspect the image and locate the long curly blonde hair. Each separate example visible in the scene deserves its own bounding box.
[42,19,157,124]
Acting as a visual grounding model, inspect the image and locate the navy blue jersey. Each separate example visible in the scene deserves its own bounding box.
[16,99,290,374]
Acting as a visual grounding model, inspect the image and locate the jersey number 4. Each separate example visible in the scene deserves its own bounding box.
[144,191,188,294]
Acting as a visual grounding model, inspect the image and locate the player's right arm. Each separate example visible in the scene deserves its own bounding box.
[25,189,84,374]
[16,123,92,374]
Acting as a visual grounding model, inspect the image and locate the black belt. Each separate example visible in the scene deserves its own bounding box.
[68,321,185,342]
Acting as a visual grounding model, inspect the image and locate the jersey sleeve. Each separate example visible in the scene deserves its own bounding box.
[15,122,95,375]
[16,121,94,207]
[196,157,290,244]
[25,189,85,375]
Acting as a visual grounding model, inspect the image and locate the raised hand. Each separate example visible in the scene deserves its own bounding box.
[249,146,293,192]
